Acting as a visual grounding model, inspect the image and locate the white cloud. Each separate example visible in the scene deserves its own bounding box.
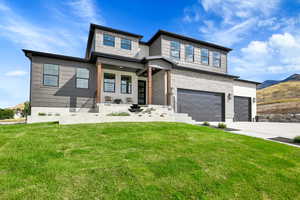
[199,18,256,46]
[183,0,281,46]
[67,0,102,24]
[5,70,27,77]
[200,0,279,24]
[231,32,300,79]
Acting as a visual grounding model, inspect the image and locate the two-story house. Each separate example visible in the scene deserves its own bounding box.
[23,24,259,123]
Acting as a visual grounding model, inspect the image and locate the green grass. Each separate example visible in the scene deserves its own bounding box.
[0,122,300,200]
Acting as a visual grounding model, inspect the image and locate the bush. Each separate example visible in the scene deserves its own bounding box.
[107,112,130,116]
[0,109,14,120]
[22,101,31,117]
[202,121,210,126]
[218,123,227,129]
[294,136,300,143]
[38,112,46,116]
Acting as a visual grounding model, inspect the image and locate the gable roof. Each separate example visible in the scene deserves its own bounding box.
[146,30,232,52]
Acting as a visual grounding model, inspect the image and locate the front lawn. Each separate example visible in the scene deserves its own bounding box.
[0,122,299,199]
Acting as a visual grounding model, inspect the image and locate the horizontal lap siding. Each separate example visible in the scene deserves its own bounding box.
[161,35,227,74]
[31,56,96,108]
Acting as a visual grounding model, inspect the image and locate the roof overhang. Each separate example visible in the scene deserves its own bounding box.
[234,78,261,85]
[146,30,232,52]
[23,49,90,63]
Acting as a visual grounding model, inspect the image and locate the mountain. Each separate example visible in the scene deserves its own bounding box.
[257,74,300,90]
[257,80,279,89]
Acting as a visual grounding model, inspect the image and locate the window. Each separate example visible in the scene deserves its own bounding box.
[103,34,115,47]
[76,68,89,89]
[43,64,59,86]
[103,73,115,92]
[121,38,132,50]
[201,48,209,65]
[121,75,132,94]
[185,45,194,62]
[213,52,221,67]
[170,41,180,59]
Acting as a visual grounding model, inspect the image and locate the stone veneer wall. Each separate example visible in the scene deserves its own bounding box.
[257,114,300,122]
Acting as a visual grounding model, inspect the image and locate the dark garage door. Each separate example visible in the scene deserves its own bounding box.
[234,96,251,121]
[177,89,225,122]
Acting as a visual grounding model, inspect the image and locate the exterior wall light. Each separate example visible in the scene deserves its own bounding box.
[253,97,256,103]
[227,93,232,100]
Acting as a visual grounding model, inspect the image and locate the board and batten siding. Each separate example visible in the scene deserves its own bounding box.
[171,69,234,122]
[30,56,97,109]
[161,35,228,74]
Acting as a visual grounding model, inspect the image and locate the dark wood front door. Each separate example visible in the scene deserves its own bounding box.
[138,80,146,105]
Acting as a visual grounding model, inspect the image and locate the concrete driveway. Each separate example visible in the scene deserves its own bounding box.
[224,122,300,139]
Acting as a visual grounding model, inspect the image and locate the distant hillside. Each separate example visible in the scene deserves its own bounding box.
[257,81,300,114]
[257,74,300,89]
[7,103,25,110]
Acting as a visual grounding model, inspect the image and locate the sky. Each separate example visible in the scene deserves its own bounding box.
[0,0,300,108]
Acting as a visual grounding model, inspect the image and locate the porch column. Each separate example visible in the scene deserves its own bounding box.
[147,66,153,104]
[96,62,102,103]
[166,70,171,105]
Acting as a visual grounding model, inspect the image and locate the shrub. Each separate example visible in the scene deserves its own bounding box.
[38,112,46,116]
[113,99,122,104]
[202,121,210,126]
[294,136,300,143]
[218,123,227,129]
[22,101,31,117]
[107,112,130,116]
[0,109,14,120]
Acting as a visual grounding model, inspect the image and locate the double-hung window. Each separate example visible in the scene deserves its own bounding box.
[213,52,221,67]
[103,73,115,92]
[121,38,132,50]
[170,41,180,59]
[76,68,89,89]
[201,48,209,65]
[43,64,59,87]
[103,34,115,47]
[185,45,194,62]
[121,75,132,94]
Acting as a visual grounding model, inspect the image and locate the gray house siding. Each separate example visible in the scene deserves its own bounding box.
[161,35,227,74]
[152,70,166,105]
[30,56,96,109]
[149,36,162,56]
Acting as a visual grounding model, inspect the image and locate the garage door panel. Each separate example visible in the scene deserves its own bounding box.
[234,96,251,121]
[177,89,225,122]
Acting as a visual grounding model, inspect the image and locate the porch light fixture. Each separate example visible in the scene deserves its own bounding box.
[227,93,232,100]
[120,66,124,69]
[253,97,256,103]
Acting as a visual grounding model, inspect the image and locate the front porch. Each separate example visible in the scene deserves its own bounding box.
[95,57,173,107]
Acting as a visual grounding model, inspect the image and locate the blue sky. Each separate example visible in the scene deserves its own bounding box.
[0,0,300,108]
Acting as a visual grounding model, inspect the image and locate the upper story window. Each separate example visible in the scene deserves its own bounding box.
[213,52,221,67]
[185,45,194,62]
[43,64,59,87]
[121,75,132,94]
[76,68,89,89]
[103,73,115,92]
[170,41,180,59]
[121,38,132,50]
[201,48,209,65]
[103,34,115,47]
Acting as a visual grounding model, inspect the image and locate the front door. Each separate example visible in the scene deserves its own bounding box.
[138,80,146,105]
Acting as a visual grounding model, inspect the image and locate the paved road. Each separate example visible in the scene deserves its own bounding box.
[224,122,300,139]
